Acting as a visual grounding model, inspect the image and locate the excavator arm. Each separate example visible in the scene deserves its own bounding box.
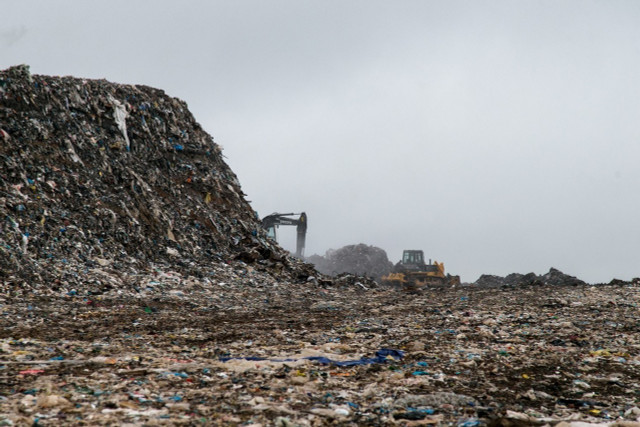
[261,212,307,257]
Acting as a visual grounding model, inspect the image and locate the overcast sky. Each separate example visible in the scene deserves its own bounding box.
[3,0,640,283]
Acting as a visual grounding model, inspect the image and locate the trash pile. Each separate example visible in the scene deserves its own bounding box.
[474,267,587,288]
[0,65,314,296]
[307,243,393,280]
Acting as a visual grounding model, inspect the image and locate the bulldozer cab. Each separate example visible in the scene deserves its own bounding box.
[402,250,425,266]
[399,250,440,273]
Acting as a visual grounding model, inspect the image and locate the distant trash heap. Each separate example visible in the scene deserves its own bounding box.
[307,243,393,280]
[474,268,587,287]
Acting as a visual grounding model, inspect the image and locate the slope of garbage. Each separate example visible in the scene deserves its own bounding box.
[0,65,314,297]
[307,243,393,280]
[2,67,640,426]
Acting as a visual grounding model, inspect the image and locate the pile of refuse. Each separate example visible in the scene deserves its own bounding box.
[0,65,314,296]
[473,267,588,288]
[307,243,393,280]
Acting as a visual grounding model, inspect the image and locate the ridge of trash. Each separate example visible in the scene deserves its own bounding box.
[473,267,587,288]
[0,64,315,297]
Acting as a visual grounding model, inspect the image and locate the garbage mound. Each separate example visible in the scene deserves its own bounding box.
[474,267,586,287]
[307,243,393,280]
[0,65,309,291]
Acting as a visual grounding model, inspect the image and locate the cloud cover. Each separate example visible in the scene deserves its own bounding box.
[2,0,640,282]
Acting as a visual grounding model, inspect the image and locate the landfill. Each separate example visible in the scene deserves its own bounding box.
[2,66,640,426]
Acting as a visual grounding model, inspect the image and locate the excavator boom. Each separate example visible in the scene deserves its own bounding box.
[261,212,307,257]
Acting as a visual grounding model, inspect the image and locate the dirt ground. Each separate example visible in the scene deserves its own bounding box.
[1,280,639,426]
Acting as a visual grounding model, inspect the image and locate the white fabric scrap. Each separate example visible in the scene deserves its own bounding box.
[111,98,130,150]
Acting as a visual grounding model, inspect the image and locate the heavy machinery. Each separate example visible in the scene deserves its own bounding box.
[381,250,460,289]
[261,212,307,258]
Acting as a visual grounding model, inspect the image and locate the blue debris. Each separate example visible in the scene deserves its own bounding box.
[458,418,481,427]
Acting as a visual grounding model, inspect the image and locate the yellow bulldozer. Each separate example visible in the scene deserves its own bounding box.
[381,250,460,290]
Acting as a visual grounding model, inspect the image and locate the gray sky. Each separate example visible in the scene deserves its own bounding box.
[3,0,640,283]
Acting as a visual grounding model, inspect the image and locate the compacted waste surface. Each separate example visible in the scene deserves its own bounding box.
[1,282,640,426]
